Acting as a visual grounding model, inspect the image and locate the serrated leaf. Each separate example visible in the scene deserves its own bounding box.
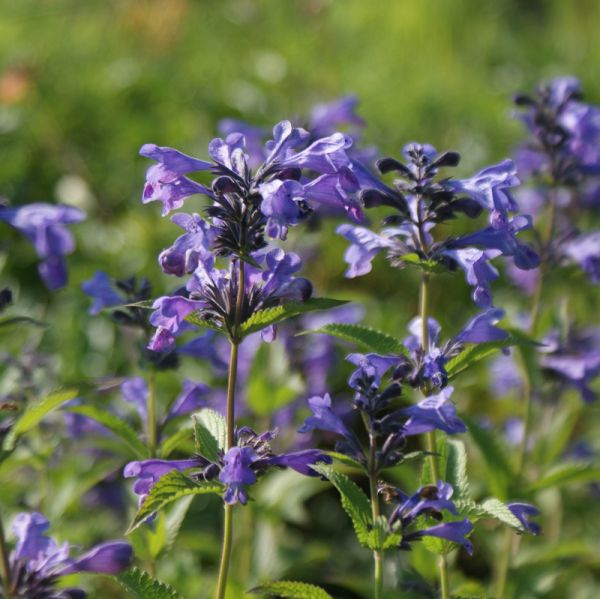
[115,567,182,599]
[527,463,600,492]
[3,389,78,450]
[66,405,149,459]
[446,439,471,501]
[312,463,372,547]
[298,322,406,355]
[165,495,194,551]
[478,498,525,532]
[446,333,535,380]
[193,415,220,463]
[464,417,512,499]
[367,515,402,551]
[193,408,226,452]
[249,580,332,598]
[127,470,223,533]
[239,298,348,337]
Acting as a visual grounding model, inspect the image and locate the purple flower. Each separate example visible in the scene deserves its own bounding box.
[159,213,216,276]
[264,449,332,476]
[507,502,541,535]
[309,95,365,138]
[258,179,305,240]
[147,295,203,351]
[140,144,213,216]
[299,393,353,440]
[304,168,363,222]
[124,458,202,505]
[166,379,209,419]
[336,224,396,277]
[81,271,123,314]
[403,386,467,436]
[387,482,473,554]
[0,203,85,290]
[563,231,600,284]
[275,131,352,174]
[8,512,131,597]
[219,446,259,505]
[455,309,509,344]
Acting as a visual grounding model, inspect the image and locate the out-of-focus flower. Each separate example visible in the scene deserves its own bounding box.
[7,512,132,598]
[0,203,85,290]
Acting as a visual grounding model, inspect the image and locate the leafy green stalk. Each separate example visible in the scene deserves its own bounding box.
[215,258,245,599]
[366,422,383,599]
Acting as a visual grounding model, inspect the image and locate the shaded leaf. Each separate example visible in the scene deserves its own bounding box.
[3,389,78,450]
[446,439,471,501]
[127,470,222,533]
[528,463,600,492]
[159,426,193,458]
[312,463,372,547]
[0,315,46,328]
[67,405,149,459]
[193,408,226,451]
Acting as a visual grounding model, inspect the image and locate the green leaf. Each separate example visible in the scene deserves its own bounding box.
[312,463,372,547]
[193,408,226,452]
[446,439,471,501]
[66,405,149,459]
[0,315,46,328]
[477,498,525,532]
[3,389,78,450]
[368,515,403,551]
[239,298,348,337]
[528,463,600,492]
[164,495,194,551]
[127,470,222,533]
[159,426,193,458]
[464,417,513,499]
[183,311,224,333]
[298,322,406,355]
[327,451,367,472]
[115,567,182,599]
[193,414,220,463]
[249,580,332,598]
[446,333,535,380]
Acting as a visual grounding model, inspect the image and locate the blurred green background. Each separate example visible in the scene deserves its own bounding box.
[1,1,600,597]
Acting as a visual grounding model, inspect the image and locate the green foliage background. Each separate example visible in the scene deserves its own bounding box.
[1,1,599,597]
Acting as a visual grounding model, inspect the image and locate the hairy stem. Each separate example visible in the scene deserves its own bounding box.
[0,513,11,598]
[215,259,245,599]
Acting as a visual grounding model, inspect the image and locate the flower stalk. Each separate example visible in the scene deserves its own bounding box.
[215,259,245,599]
[0,513,11,598]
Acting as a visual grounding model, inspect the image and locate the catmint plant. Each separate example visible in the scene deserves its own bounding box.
[306,142,541,598]
[131,120,358,598]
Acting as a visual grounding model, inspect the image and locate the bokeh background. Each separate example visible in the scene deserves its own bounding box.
[1,1,600,597]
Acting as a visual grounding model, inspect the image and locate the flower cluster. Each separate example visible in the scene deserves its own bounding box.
[124,426,331,507]
[5,512,131,599]
[337,143,539,307]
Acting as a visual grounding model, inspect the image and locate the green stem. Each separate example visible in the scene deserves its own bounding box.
[147,372,157,455]
[419,272,450,599]
[215,259,245,599]
[0,514,11,598]
[367,430,383,599]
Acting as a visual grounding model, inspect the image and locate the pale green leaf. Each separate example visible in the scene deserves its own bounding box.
[298,322,406,355]
[239,298,348,337]
[528,463,600,492]
[249,580,332,598]
[193,408,226,451]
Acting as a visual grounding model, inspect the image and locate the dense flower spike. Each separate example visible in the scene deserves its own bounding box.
[336,143,538,306]
[6,512,131,598]
[0,203,85,289]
